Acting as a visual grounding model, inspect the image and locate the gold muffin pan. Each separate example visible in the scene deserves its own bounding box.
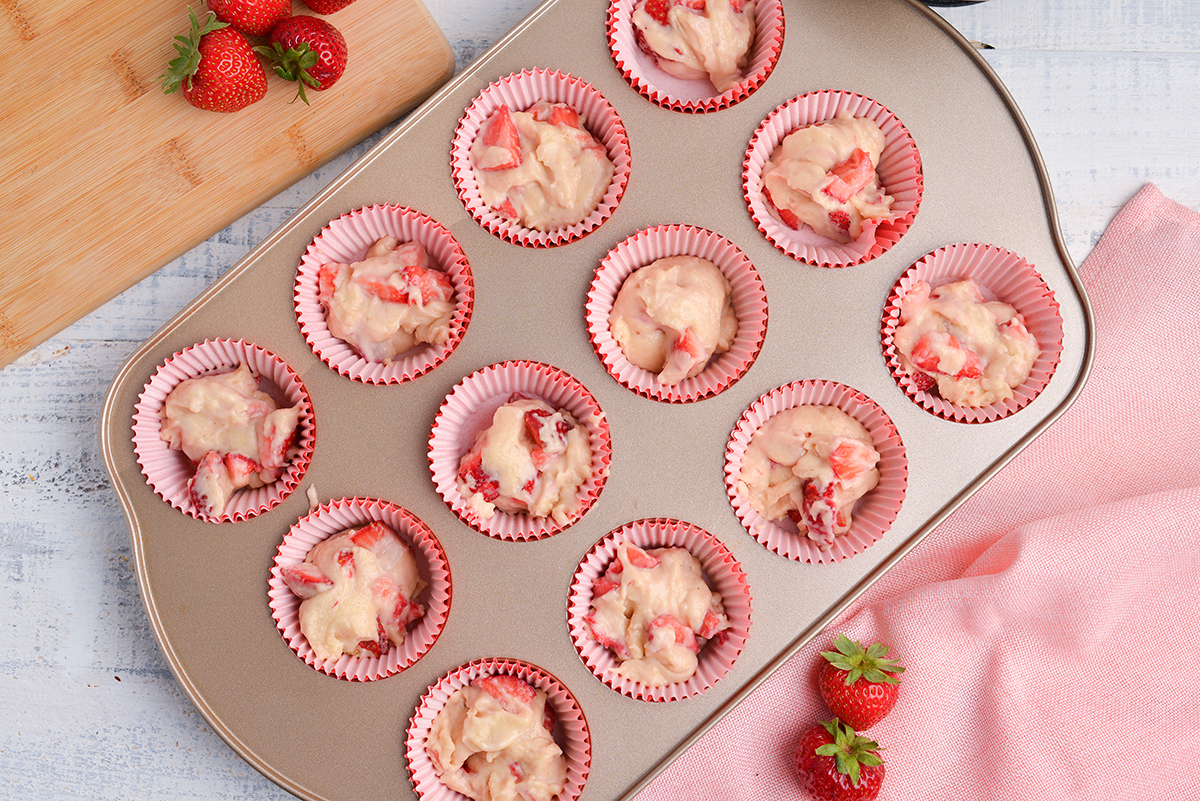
[101,0,1093,799]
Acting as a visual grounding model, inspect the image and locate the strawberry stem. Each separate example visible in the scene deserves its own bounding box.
[813,719,883,787]
[821,633,905,685]
[255,42,321,105]
[160,8,229,95]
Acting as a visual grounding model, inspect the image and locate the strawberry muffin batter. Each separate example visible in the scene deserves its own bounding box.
[457,394,592,525]
[159,363,301,518]
[608,255,738,385]
[893,278,1041,407]
[586,543,731,686]
[426,674,567,801]
[632,0,756,93]
[279,521,426,662]
[761,110,894,244]
[736,405,881,551]
[317,236,454,364]
[471,100,616,232]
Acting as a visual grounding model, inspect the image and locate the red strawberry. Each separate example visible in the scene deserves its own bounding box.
[909,370,938,394]
[795,720,885,801]
[207,0,291,37]
[302,0,356,13]
[257,15,347,104]
[827,439,878,483]
[762,184,801,229]
[818,634,905,731]
[279,561,334,599]
[161,9,268,113]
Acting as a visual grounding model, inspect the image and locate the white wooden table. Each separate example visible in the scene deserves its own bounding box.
[2,1,1197,797]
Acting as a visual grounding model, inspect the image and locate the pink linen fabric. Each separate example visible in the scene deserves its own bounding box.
[636,183,1200,801]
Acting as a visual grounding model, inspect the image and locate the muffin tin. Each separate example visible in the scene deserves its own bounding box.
[100,0,1094,799]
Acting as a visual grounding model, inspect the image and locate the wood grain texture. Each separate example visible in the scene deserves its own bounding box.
[0,0,454,368]
[1,0,1198,799]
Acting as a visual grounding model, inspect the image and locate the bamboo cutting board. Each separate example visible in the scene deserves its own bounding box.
[0,0,454,368]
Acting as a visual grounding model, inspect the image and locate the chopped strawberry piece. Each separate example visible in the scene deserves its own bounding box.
[317,264,340,303]
[910,370,939,393]
[648,613,700,653]
[828,438,878,482]
[659,326,708,384]
[592,576,620,597]
[827,210,852,233]
[1000,315,1031,339]
[643,0,672,24]
[476,105,522,171]
[822,148,875,203]
[356,620,390,658]
[258,407,299,470]
[493,197,519,220]
[474,674,539,713]
[801,479,840,548]
[697,608,729,640]
[349,520,391,550]
[762,184,801,229]
[400,263,453,306]
[522,477,537,495]
[542,700,556,732]
[188,450,233,518]
[530,100,579,128]
[729,0,744,11]
[353,274,409,304]
[910,331,983,379]
[508,762,526,781]
[223,452,260,487]
[622,544,661,569]
[280,561,334,599]
[586,614,630,660]
[336,548,355,576]
[458,451,500,502]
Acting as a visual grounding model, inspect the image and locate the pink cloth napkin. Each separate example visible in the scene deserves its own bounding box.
[637,183,1200,800]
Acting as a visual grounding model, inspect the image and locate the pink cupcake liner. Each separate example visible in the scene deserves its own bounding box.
[268,497,451,682]
[743,89,924,267]
[294,205,474,385]
[451,68,631,247]
[586,224,769,403]
[725,380,907,563]
[131,338,315,523]
[405,658,592,801]
[881,242,1065,423]
[567,518,752,702]
[606,0,785,113]
[428,361,612,541]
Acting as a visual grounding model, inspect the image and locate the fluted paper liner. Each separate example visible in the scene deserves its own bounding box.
[428,361,612,541]
[294,205,474,385]
[586,224,769,403]
[268,497,450,681]
[132,338,315,523]
[606,0,785,113]
[881,242,1065,423]
[743,89,924,267]
[567,518,752,702]
[406,658,591,801]
[725,380,907,563]
[452,68,631,247]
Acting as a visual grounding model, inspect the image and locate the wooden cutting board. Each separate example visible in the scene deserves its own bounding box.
[0,0,454,368]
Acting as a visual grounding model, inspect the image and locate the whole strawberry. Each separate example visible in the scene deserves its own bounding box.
[161,9,268,113]
[302,0,357,13]
[257,15,348,104]
[818,633,905,731]
[207,0,291,37]
[795,719,884,801]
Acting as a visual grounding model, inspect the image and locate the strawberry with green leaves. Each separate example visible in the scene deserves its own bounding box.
[818,633,905,731]
[206,0,291,37]
[257,15,348,104]
[161,8,268,113]
[795,719,885,801]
